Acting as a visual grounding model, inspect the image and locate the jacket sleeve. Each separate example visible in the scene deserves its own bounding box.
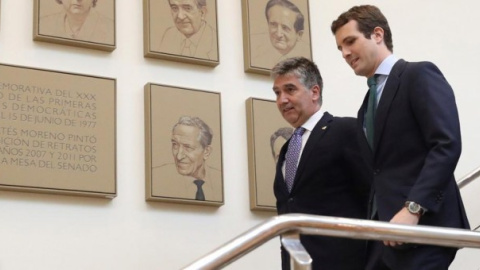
[406,62,461,213]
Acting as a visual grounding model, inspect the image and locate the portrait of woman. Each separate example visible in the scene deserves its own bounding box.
[34,0,115,50]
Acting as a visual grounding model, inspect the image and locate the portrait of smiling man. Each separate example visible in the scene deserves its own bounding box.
[156,0,218,61]
[152,116,223,202]
[248,0,311,71]
[38,0,114,45]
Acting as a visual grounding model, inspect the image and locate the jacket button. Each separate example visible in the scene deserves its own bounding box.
[288,198,294,203]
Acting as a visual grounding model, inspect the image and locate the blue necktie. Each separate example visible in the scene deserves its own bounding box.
[285,127,306,192]
[365,76,377,149]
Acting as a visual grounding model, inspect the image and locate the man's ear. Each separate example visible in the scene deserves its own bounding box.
[311,85,321,102]
[296,30,304,40]
[372,26,384,43]
[200,7,207,19]
[203,145,212,160]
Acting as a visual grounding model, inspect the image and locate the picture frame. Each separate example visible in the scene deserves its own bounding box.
[33,0,116,52]
[145,83,223,206]
[0,63,117,198]
[246,97,291,211]
[241,0,312,75]
[143,0,220,67]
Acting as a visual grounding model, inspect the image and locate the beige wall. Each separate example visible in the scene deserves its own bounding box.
[0,0,479,269]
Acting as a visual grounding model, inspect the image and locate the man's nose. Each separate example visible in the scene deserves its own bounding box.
[176,147,185,159]
[341,47,351,59]
[274,26,284,37]
[277,92,288,103]
[177,8,187,19]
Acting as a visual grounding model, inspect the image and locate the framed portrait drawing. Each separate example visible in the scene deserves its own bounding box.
[145,83,223,206]
[246,97,290,211]
[0,63,116,198]
[143,0,219,67]
[33,0,116,51]
[241,0,312,75]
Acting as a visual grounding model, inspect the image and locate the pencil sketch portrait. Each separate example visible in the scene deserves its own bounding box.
[152,116,222,202]
[270,127,293,164]
[38,0,114,45]
[154,0,218,61]
[247,0,311,70]
[246,98,291,210]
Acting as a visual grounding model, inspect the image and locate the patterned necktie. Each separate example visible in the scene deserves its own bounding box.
[284,127,306,192]
[365,76,377,149]
[193,179,205,201]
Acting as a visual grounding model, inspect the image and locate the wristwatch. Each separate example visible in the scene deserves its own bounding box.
[405,201,426,216]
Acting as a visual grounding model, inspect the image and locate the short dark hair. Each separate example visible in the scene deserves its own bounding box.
[56,0,98,8]
[265,0,304,33]
[331,5,393,52]
[270,127,293,158]
[271,57,323,105]
[173,116,213,149]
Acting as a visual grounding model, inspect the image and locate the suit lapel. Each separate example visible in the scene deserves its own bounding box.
[358,94,374,160]
[374,59,407,152]
[276,141,290,194]
[290,112,333,192]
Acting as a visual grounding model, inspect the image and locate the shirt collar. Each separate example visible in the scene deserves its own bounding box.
[375,54,399,76]
[185,21,206,47]
[301,108,325,132]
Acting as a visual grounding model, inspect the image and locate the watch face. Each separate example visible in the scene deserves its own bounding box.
[408,202,421,213]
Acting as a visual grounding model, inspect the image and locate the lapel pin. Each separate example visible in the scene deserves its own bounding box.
[322,126,327,130]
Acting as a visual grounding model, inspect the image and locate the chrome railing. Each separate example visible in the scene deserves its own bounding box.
[457,165,480,189]
[182,214,480,270]
[458,166,480,231]
[182,167,480,269]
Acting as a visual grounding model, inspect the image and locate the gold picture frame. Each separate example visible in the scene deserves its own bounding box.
[246,97,290,211]
[33,0,116,52]
[241,0,312,75]
[143,0,219,67]
[145,83,223,206]
[0,63,117,198]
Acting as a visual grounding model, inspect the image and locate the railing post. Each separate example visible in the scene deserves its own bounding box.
[281,232,312,270]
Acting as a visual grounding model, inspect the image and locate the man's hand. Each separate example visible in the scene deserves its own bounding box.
[383,207,420,247]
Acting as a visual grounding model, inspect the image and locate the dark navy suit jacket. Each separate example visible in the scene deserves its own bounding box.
[359,59,470,269]
[274,112,371,270]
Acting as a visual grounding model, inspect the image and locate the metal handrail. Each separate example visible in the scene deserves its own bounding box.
[457,165,480,189]
[182,214,480,269]
[457,166,480,229]
[181,167,480,269]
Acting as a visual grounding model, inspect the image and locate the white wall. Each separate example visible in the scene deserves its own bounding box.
[0,0,479,269]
